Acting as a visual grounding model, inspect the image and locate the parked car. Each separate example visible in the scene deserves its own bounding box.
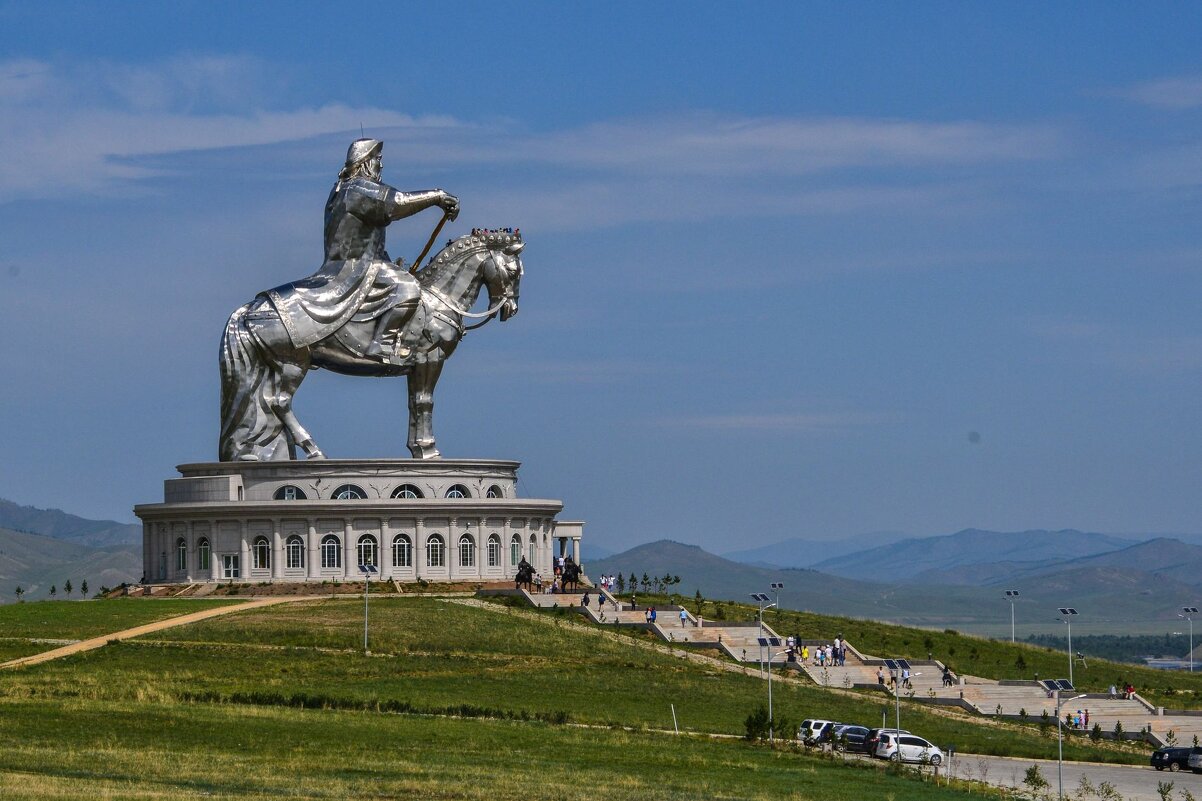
[866,727,910,756]
[1187,749,1202,774]
[798,719,834,744]
[809,721,839,745]
[1153,746,1201,772]
[830,724,871,753]
[874,732,944,765]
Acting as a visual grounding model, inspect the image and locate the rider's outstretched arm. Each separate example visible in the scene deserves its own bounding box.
[390,189,459,222]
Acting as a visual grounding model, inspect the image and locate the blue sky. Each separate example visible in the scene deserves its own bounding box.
[2,2,1202,553]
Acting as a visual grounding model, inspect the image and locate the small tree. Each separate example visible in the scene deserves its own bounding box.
[1167,729,1179,746]
[744,704,770,741]
[14,586,23,602]
[1160,781,1176,801]
[694,589,705,615]
[1015,654,1027,672]
[1040,709,1051,737]
[641,572,650,593]
[81,580,88,596]
[627,573,637,594]
[1113,720,1124,739]
[1023,764,1049,793]
[49,585,56,599]
[1091,723,1103,742]
[615,574,625,594]
[64,580,73,599]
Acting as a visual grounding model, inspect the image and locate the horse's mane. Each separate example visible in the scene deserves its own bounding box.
[419,228,521,275]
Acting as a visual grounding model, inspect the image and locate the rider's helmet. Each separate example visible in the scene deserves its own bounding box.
[340,138,383,178]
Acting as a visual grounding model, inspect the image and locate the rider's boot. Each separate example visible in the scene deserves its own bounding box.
[365,298,419,362]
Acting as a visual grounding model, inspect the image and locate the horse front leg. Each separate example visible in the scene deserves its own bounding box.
[272,358,324,459]
[407,356,445,459]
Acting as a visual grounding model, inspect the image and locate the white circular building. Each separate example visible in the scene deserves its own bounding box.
[134,459,583,585]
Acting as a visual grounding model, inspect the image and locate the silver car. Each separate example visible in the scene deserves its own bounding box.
[874,732,945,765]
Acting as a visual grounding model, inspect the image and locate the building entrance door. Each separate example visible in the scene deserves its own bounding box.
[222,554,240,579]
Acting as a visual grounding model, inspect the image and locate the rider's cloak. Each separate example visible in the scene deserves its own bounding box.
[264,176,409,348]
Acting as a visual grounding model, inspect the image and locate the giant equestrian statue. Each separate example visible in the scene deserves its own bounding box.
[219,139,524,461]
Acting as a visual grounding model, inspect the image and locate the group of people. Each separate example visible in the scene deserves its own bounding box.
[596,574,619,593]
[1109,682,1137,700]
[1066,709,1091,730]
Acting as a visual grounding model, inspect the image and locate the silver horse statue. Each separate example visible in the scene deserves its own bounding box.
[219,228,523,461]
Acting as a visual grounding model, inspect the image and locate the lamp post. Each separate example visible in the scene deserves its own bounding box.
[360,563,378,652]
[1182,607,1198,673]
[1056,691,1086,801]
[770,581,784,612]
[1057,608,1078,685]
[758,637,784,742]
[750,592,776,677]
[886,657,921,736]
[1005,590,1020,643]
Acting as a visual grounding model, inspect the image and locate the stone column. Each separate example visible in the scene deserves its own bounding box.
[185,520,195,582]
[238,521,249,581]
[415,518,425,580]
[210,519,221,582]
[573,537,580,565]
[448,518,458,580]
[379,518,392,579]
[307,520,320,580]
[271,519,283,580]
[343,521,354,579]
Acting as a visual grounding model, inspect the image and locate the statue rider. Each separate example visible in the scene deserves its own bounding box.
[265,139,459,360]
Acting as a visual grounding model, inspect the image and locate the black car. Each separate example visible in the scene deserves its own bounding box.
[1152,746,1202,772]
[866,727,910,757]
[830,724,871,753]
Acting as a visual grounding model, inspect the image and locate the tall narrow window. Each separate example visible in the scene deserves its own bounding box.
[197,537,210,571]
[426,534,445,568]
[286,535,305,569]
[253,536,270,570]
[392,534,413,568]
[321,534,341,568]
[459,534,475,568]
[487,534,501,568]
[176,538,187,571]
[357,534,378,568]
[528,533,537,564]
[510,534,521,566]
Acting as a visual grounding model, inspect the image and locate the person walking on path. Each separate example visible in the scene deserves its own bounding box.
[679,608,688,627]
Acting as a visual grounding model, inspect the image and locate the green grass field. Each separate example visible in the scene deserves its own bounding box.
[0,697,993,801]
[0,594,1160,796]
[0,598,241,642]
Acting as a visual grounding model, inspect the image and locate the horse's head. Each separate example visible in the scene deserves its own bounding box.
[479,229,523,322]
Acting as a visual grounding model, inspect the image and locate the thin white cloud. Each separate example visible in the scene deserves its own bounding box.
[1114,75,1202,109]
[1023,316,1202,374]
[0,56,1063,207]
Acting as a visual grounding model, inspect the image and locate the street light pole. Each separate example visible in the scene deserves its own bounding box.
[360,563,378,653]
[750,593,775,677]
[1056,691,1086,801]
[1182,608,1198,673]
[1057,608,1078,686]
[760,640,784,742]
[1005,590,1019,643]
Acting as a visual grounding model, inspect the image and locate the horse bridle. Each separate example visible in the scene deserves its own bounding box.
[424,249,519,333]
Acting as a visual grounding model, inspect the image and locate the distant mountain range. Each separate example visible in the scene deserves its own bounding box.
[0,499,140,601]
[591,528,1202,630]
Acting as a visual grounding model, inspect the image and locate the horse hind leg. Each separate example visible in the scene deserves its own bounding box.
[272,392,324,459]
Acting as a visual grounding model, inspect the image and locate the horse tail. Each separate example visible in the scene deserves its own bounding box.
[219,301,289,461]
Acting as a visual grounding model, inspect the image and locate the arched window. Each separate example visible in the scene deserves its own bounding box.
[391,484,423,499]
[528,533,537,564]
[253,536,270,570]
[510,534,521,566]
[486,485,503,498]
[332,484,366,500]
[459,534,475,568]
[357,534,378,568]
[286,535,305,569]
[426,534,445,568]
[176,538,187,571]
[445,484,469,498]
[273,485,307,500]
[321,534,341,568]
[487,534,501,568]
[197,537,210,571]
[392,534,412,568]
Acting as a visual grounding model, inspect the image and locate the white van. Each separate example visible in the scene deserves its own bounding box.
[798,718,834,744]
[874,732,944,765]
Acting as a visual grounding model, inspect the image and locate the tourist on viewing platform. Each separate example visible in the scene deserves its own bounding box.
[1108,684,1117,699]
[877,667,886,687]
[942,666,954,686]
[801,644,809,662]
[650,607,657,624]
[901,667,912,689]
[581,592,590,608]
[1084,709,1089,728]
[679,608,688,627]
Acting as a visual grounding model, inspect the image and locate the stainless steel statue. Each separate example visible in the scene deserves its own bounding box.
[219,139,523,461]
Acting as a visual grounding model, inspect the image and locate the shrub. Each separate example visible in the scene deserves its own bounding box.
[744,704,769,741]
[1023,764,1049,792]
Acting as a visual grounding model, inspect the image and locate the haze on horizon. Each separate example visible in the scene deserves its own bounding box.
[1,3,1201,554]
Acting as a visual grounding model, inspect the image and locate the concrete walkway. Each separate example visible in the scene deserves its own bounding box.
[0,596,305,670]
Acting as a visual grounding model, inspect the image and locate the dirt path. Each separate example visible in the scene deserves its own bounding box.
[0,596,306,670]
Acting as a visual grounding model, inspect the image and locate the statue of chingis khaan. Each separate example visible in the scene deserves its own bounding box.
[219,138,523,462]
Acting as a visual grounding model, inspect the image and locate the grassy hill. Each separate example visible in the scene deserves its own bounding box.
[0,497,140,547]
[0,526,139,602]
[0,594,1158,797]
